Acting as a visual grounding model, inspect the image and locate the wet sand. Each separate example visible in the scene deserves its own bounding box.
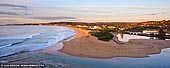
[59,27,170,59]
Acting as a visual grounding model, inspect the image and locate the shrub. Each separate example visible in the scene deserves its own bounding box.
[91,30,114,41]
[158,28,165,40]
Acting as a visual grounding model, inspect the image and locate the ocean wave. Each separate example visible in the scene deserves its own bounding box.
[0,32,75,58]
[0,26,75,58]
[0,33,41,40]
[0,44,12,49]
[0,35,66,58]
[0,33,41,49]
[0,40,24,49]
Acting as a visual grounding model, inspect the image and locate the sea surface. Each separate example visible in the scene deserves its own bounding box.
[0,26,170,68]
[54,48,170,68]
[0,26,76,57]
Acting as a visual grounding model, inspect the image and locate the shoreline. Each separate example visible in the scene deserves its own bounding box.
[1,25,170,68]
[39,26,89,55]
[59,26,170,59]
[39,26,170,59]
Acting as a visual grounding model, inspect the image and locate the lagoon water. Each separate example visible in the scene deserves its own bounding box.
[55,48,170,68]
[117,33,150,42]
[0,26,170,68]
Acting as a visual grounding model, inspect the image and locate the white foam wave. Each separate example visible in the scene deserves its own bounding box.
[0,60,8,63]
[0,44,12,49]
[0,33,41,40]
[0,30,75,57]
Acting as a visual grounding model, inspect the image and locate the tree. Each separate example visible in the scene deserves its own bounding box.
[158,28,165,40]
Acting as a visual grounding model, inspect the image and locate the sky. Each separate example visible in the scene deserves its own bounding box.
[0,0,170,24]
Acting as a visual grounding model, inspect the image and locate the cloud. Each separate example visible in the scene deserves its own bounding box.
[0,11,20,15]
[0,11,30,16]
[147,12,167,15]
[31,16,76,20]
[147,14,158,15]
[0,3,28,9]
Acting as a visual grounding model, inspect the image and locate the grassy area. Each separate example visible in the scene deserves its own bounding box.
[90,30,114,41]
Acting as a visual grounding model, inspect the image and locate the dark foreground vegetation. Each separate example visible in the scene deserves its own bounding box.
[90,30,114,41]
[158,28,166,40]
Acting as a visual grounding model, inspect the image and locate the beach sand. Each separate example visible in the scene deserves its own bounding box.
[59,27,170,59]
[16,26,170,59]
[39,26,89,55]
[1,26,170,68]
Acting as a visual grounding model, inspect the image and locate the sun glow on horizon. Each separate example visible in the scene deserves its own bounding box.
[0,0,170,24]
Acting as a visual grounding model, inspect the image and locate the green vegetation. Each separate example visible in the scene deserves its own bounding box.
[90,30,114,41]
[158,28,166,40]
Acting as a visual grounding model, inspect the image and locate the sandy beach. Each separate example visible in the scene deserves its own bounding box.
[0,26,170,68]
[1,0,170,67]
[59,27,170,59]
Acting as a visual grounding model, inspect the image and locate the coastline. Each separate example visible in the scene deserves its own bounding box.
[39,26,89,55]
[38,26,170,59]
[58,26,170,59]
[1,25,170,68]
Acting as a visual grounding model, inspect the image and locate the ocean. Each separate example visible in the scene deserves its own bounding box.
[0,26,76,58]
